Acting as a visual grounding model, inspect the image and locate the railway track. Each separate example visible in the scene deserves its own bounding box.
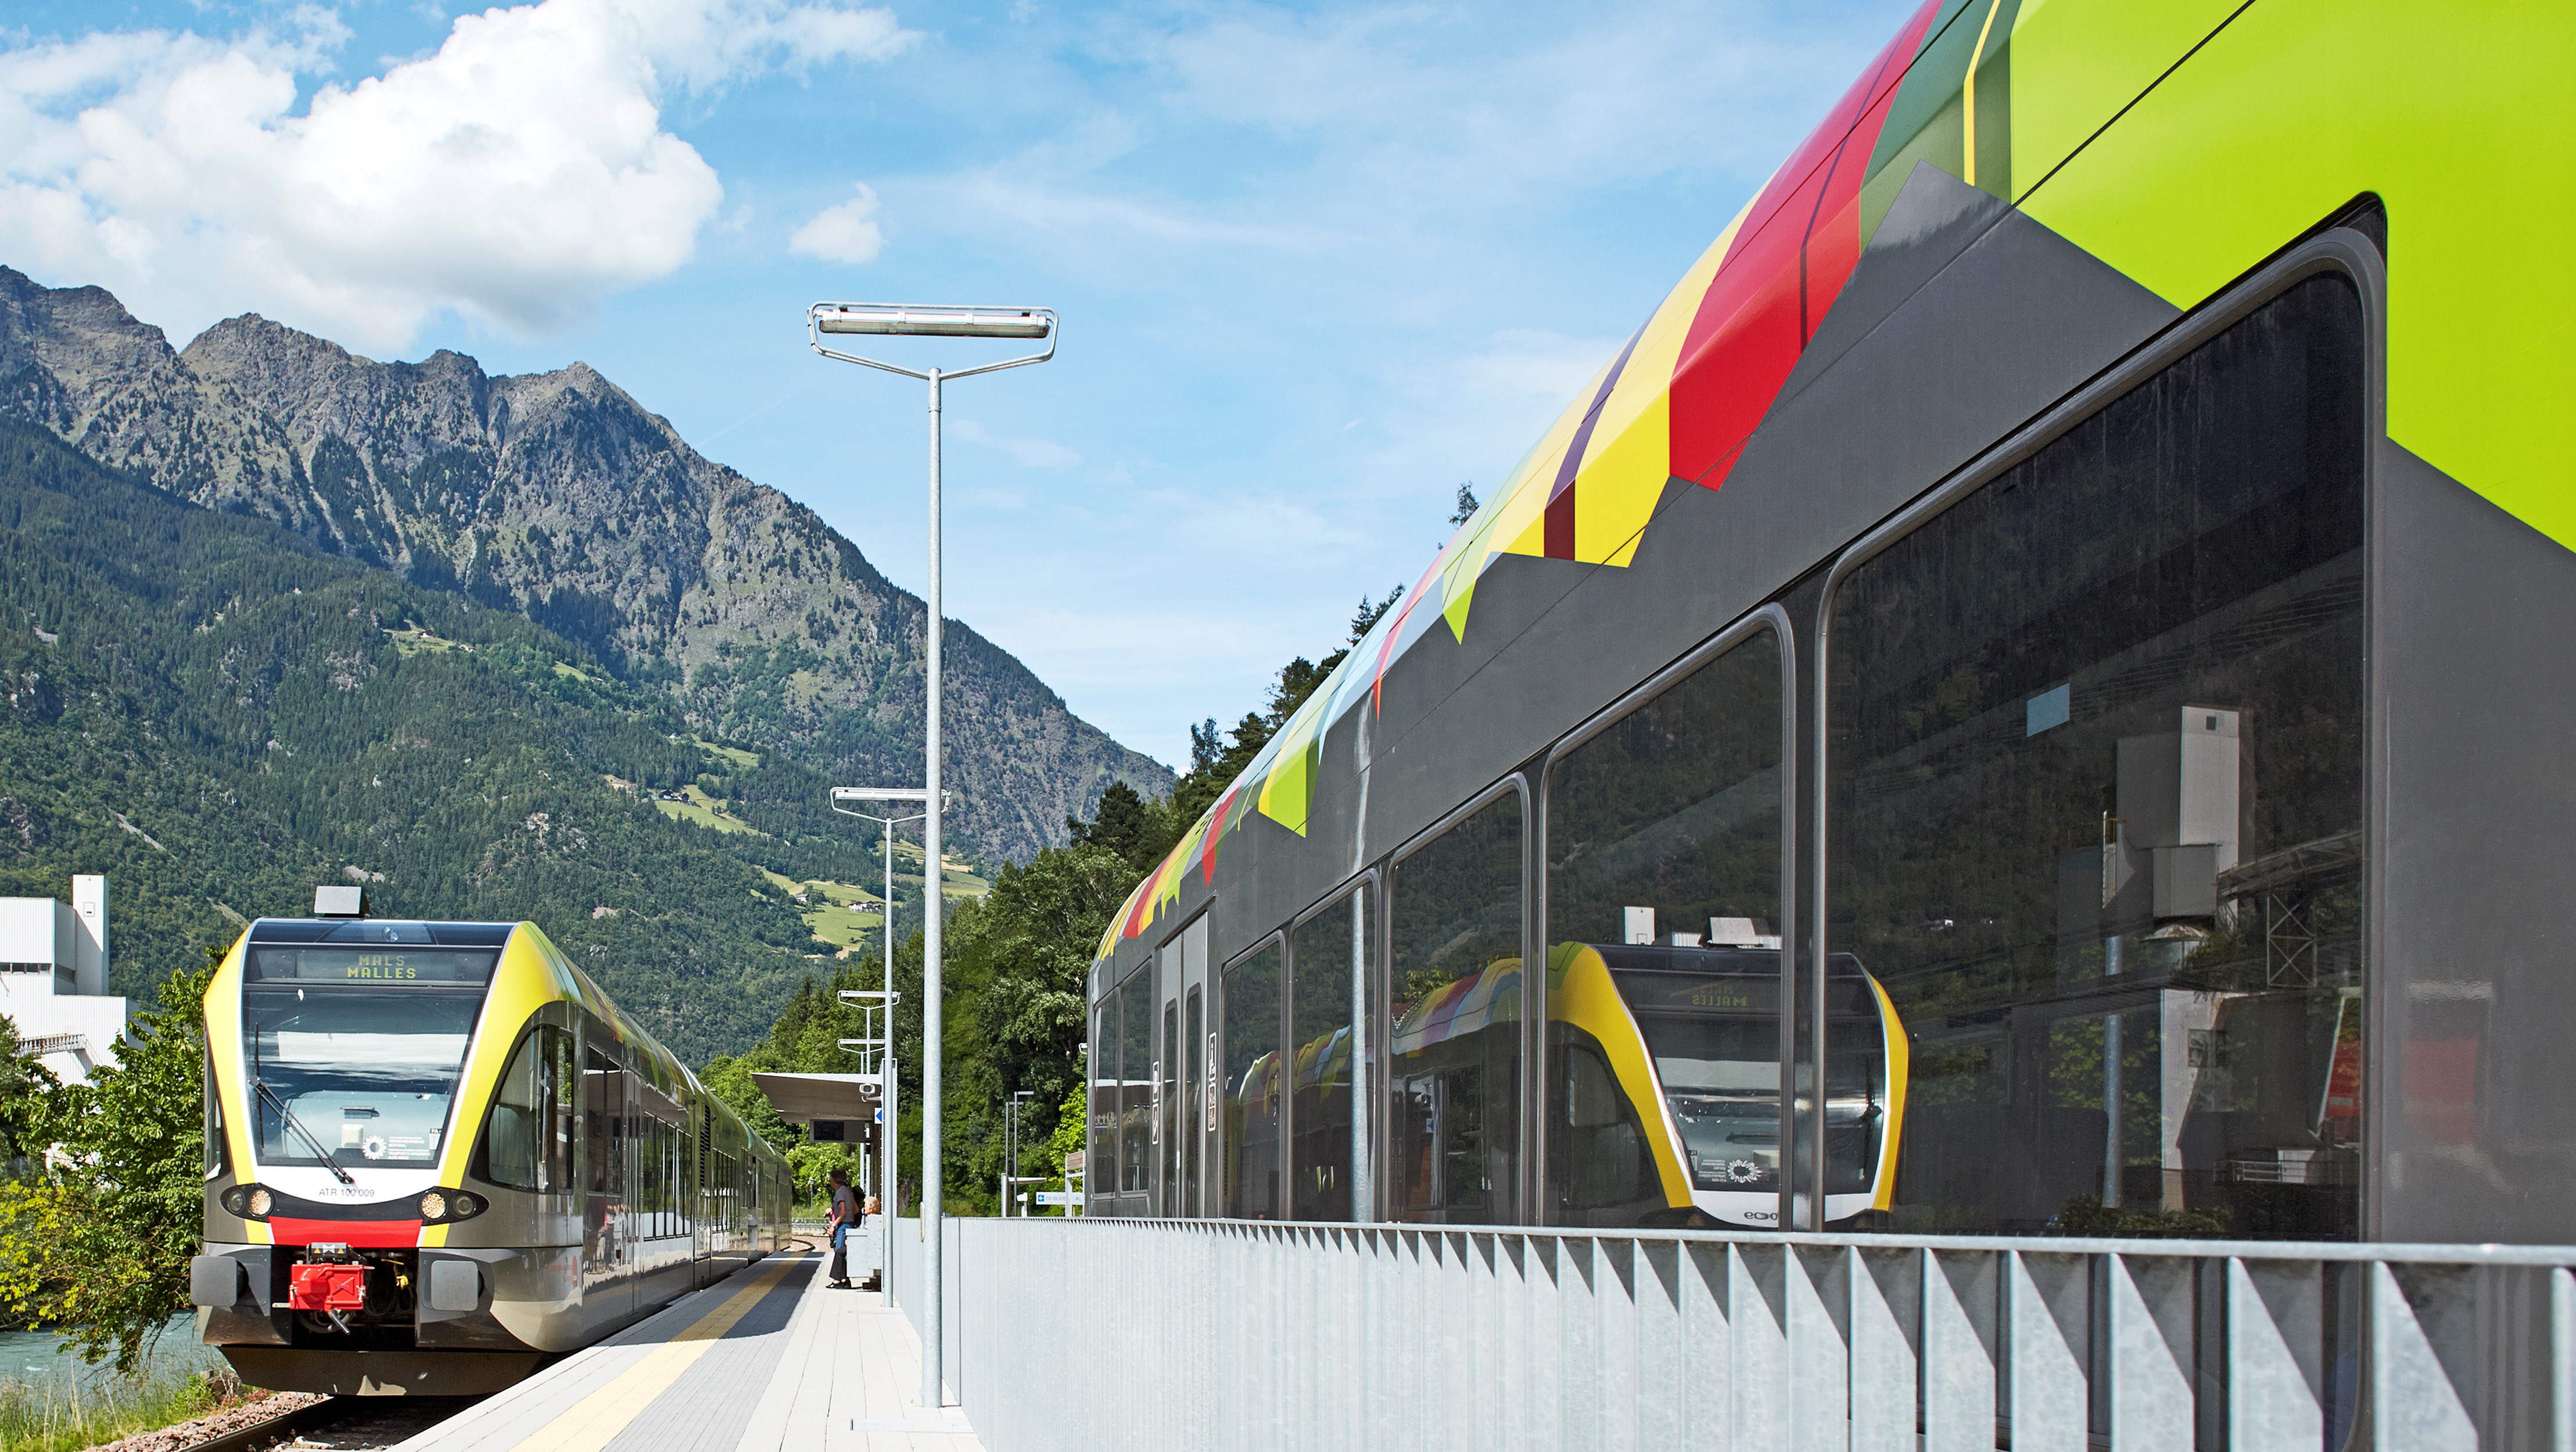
[180,1394,482,1452]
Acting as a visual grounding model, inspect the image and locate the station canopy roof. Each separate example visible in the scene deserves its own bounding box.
[752,1072,881,1124]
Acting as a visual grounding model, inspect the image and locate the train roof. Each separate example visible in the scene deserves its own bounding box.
[245,917,515,946]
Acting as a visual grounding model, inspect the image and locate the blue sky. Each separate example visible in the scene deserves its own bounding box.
[1,0,1912,769]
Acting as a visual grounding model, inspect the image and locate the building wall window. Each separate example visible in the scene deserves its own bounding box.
[1543,630,1787,1229]
[1221,941,1282,1219]
[1289,884,1372,1221]
[1387,790,1523,1224]
[1827,274,2366,1238]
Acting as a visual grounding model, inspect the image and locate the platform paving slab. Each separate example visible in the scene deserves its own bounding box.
[390,1243,976,1452]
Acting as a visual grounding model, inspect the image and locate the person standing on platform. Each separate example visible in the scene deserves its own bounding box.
[826,1167,860,1289]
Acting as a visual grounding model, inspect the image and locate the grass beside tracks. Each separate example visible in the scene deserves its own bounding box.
[0,1364,256,1452]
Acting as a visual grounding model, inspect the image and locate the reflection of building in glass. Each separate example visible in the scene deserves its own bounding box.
[0,875,128,1083]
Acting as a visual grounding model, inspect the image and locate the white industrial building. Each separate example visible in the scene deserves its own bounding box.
[0,875,128,1083]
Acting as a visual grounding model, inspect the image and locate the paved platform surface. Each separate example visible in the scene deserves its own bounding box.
[394,1242,978,1452]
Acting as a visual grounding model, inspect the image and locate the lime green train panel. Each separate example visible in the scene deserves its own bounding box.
[2016,0,2576,549]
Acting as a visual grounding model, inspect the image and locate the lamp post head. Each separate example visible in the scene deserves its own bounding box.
[807,304,1059,381]
[833,787,931,804]
[813,306,1051,340]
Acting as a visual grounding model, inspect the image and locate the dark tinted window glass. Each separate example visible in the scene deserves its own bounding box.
[1544,631,1783,1228]
[1120,970,1154,1199]
[1160,998,1181,1216]
[1222,944,1283,1219]
[1090,998,1117,1206]
[478,1023,576,1194]
[242,977,489,1170]
[1389,792,1523,1224]
[1828,275,2365,1239]
[1183,987,1204,1217]
[1289,885,1372,1221]
[583,1044,626,1270]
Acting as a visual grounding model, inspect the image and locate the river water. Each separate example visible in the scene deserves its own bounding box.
[0,1317,224,1399]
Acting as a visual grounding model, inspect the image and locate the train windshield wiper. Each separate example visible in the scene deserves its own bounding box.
[255,1078,354,1185]
[250,1020,355,1187]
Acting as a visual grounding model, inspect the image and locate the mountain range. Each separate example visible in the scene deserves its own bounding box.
[0,268,1167,865]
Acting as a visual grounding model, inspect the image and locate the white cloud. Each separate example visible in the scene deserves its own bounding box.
[0,0,914,354]
[950,417,1079,469]
[788,182,886,264]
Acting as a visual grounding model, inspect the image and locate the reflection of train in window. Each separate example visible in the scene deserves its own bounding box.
[1544,946,1904,1230]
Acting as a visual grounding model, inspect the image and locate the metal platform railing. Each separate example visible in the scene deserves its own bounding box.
[889,1216,2574,1451]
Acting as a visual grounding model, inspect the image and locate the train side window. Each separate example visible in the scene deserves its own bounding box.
[1090,997,1118,1206]
[203,1046,227,1179]
[1289,882,1372,1222]
[477,1025,575,1195]
[1826,275,2367,1240]
[1221,941,1283,1219]
[1544,628,1785,1230]
[1120,969,1154,1202]
[1158,998,1181,1217]
[584,1047,624,1198]
[1388,789,1523,1224]
[1182,986,1203,1218]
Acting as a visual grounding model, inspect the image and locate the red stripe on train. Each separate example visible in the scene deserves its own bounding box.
[268,1217,423,1248]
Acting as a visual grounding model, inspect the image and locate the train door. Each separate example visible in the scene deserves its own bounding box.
[581,1038,633,1328]
[1184,987,1205,1217]
[1177,914,1208,1216]
[1158,998,1180,1216]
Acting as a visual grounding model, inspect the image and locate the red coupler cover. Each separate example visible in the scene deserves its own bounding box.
[288,1261,368,1313]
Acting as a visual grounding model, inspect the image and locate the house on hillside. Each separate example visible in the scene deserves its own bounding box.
[0,876,129,1083]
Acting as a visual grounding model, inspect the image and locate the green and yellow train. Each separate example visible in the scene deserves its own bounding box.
[191,915,789,1396]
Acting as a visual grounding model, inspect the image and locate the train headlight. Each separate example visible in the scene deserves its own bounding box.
[221,1186,273,1219]
[418,1190,486,1223]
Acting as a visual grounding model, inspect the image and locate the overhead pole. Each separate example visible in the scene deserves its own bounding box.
[812,305,1056,1411]
[829,789,933,1300]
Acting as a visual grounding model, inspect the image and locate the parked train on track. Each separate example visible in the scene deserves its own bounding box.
[191,914,788,1396]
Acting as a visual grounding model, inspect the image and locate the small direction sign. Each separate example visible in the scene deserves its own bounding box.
[1033,1191,1076,1206]
[1063,1151,1086,1174]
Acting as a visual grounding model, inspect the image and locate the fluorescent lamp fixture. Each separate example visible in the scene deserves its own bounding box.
[816,307,1050,339]
[833,787,932,803]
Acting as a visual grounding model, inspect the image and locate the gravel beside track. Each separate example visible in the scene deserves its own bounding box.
[81,1392,483,1452]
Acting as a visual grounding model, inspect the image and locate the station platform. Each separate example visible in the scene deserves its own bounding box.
[393,1245,979,1452]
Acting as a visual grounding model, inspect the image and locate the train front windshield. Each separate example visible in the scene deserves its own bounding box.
[242,943,497,1170]
[1606,949,1890,1198]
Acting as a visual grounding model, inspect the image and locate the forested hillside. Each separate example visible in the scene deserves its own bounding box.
[0,418,965,1058]
[701,583,1412,1213]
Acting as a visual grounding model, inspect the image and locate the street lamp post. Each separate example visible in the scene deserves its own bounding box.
[811,304,1056,1411]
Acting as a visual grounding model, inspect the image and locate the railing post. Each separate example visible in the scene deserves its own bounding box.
[2005,1249,2089,1447]
[2104,1250,2194,1449]
[2367,1260,2478,1450]
[1849,1246,1921,1452]
[1922,1248,1998,1452]
[2227,1256,2323,1449]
